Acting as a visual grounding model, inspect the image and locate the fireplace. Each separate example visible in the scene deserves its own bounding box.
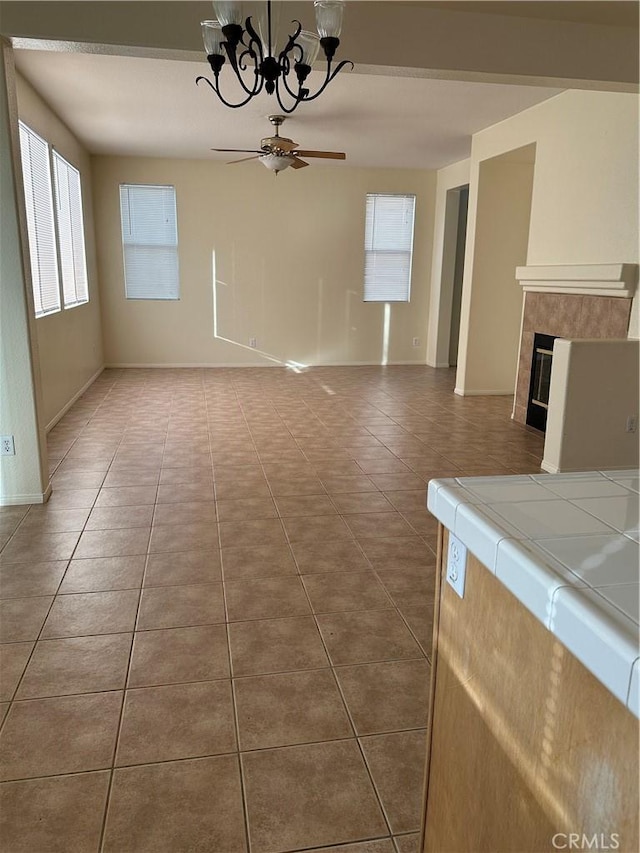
[526,333,557,432]
[512,264,637,426]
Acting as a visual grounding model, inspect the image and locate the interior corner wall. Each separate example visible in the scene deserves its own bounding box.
[426,158,470,368]
[15,72,104,429]
[455,89,639,396]
[92,157,436,368]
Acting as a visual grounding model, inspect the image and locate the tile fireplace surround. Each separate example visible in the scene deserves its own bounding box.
[513,264,637,426]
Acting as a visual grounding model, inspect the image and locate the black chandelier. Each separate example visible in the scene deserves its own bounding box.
[197,1,353,113]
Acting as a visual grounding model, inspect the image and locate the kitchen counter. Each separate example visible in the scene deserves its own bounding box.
[427,469,639,718]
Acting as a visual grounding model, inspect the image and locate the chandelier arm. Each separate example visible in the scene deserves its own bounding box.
[195,74,259,109]
[297,59,354,103]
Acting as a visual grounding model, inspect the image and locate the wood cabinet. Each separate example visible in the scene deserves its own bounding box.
[420,528,639,853]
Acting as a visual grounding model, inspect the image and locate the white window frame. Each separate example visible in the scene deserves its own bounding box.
[364,192,416,303]
[18,121,89,318]
[119,184,180,301]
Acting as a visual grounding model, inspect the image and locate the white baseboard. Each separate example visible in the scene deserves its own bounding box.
[105,360,431,369]
[427,361,452,368]
[46,366,105,432]
[540,460,560,473]
[454,387,514,397]
[0,482,52,506]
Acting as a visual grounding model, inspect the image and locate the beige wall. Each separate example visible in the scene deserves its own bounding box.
[454,90,639,395]
[543,338,639,473]
[92,156,435,367]
[0,43,48,504]
[16,73,104,428]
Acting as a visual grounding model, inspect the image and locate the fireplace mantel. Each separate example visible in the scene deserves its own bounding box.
[515,263,638,298]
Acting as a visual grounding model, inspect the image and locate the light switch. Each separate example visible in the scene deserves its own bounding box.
[446,533,467,598]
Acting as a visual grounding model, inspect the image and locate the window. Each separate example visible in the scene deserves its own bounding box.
[18,122,89,317]
[364,193,416,302]
[18,122,60,316]
[119,184,179,300]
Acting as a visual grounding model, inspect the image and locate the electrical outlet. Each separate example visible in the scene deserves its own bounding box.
[249,337,257,348]
[412,337,420,347]
[1,435,15,456]
[446,533,467,599]
[626,415,638,433]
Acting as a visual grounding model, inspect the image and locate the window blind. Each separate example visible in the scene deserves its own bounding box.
[18,122,61,317]
[364,193,416,302]
[52,151,88,308]
[120,184,179,300]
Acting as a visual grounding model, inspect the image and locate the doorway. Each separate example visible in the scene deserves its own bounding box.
[448,186,468,366]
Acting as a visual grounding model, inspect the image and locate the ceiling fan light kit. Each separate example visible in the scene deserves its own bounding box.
[197,0,353,113]
[211,114,347,175]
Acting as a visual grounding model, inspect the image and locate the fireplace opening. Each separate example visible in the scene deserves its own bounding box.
[526,332,558,432]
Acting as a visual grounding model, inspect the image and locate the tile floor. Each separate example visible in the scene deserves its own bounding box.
[0,366,543,853]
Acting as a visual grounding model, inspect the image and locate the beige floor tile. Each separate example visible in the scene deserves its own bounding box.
[104,756,246,853]
[275,494,337,517]
[0,597,53,643]
[16,633,131,699]
[95,486,158,507]
[0,533,80,565]
[0,771,111,853]
[219,518,287,549]
[16,508,90,534]
[159,466,214,485]
[0,561,67,599]
[320,475,378,494]
[303,573,391,614]
[356,459,410,475]
[359,537,436,570]
[0,691,122,781]
[268,477,327,497]
[377,567,437,598]
[152,501,217,526]
[335,659,430,734]
[116,680,236,765]
[214,480,272,500]
[397,603,434,656]
[128,624,229,687]
[394,833,421,852]
[291,540,369,574]
[317,609,423,666]
[103,469,159,488]
[235,669,352,750]
[225,577,311,621]
[50,470,107,490]
[215,497,278,522]
[345,513,415,540]
[242,740,388,853]
[59,555,145,593]
[41,590,139,638]
[86,505,154,530]
[74,528,150,559]
[300,843,395,853]
[331,493,395,515]
[0,642,34,700]
[360,730,427,834]
[144,549,221,586]
[156,482,215,504]
[283,515,354,543]
[221,543,297,580]
[369,474,426,491]
[137,583,225,629]
[382,491,429,513]
[148,521,218,554]
[45,489,100,509]
[228,616,329,676]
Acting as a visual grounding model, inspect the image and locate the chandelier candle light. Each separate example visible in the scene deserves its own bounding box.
[198,0,353,113]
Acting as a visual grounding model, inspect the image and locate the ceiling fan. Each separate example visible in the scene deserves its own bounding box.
[211,114,346,173]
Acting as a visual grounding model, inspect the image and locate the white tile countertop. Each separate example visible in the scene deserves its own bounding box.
[427,470,640,718]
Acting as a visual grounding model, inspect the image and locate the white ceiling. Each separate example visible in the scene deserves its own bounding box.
[15,49,562,170]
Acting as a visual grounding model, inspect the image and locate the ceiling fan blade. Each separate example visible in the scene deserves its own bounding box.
[290,157,309,170]
[211,148,264,154]
[262,136,299,152]
[226,155,261,165]
[294,150,346,160]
